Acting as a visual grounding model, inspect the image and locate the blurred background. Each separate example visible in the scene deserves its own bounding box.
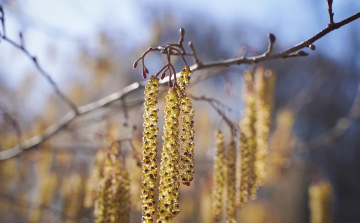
[0,0,360,222]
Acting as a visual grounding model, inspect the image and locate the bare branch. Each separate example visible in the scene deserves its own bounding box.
[188,41,203,68]
[189,94,239,133]
[264,33,276,56]
[0,83,142,160]
[0,101,22,145]
[197,12,360,69]
[294,81,360,151]
[0,8,78,113]
[327,0,334,25]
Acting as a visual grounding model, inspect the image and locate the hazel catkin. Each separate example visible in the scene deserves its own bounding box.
[309,181,333,223]
[141,76,160,223]
[94,143,130,223]
[176,66,195,186]
[254,67,275,188]
[212,131,225,222]
[226,140,236,223]
[157,87,181,222]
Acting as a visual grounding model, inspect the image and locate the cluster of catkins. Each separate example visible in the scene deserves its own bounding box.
[141,66,195,223]
[211,67,275,222]
[94,143,130,223]
[85,125,130,223]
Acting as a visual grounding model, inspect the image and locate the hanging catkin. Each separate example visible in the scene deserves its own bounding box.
[141,76,160,223]
[94,143,130,223]
[212,131,225,222]
[254,68,275,188]
[157,87,181,222]
[226,140,236,223]
[309,181,333,223]
[236,71,257,206]
[177,66,195,186]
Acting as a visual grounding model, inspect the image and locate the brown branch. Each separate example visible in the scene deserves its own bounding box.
[327,0,334,25]
[189,94,239,132]
[0,9,359,160]
[0,6,79,113]
[197,11,360,69]
[0,83,142,160]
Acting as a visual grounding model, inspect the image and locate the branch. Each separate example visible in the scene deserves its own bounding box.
[0,9,359,160]
[189,94,239,133]
[0,83,142,160]
[327,0,334,25]
[304,81,360,150]
[197,12,360,69]
[0,101,22,145]
[0,6,79,113]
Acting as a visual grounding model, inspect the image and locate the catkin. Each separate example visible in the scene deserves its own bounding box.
[157,87,181,222]
[254,68,275,188]
[141,76,160,223]
[61,173,84,223]
[84,147,107,208]
[226,140,236,223]
[309,181,333,223]
[236,72,257,206]
[212,131,225,222]
[94,143,130,223]
[177,66,195,186]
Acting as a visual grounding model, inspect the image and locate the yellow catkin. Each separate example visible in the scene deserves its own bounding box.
[309,181,333,223]
[141,76,160,223]
[84,146,107,208]
[61,173,84,223]
[157,87,181,223]
[28,149,57,223]
[94,143,130,223]
[212,131,225,222]
[254,68,275,188]
[226,140,236,223]
[177,66,195,186]
[236,72,257,206]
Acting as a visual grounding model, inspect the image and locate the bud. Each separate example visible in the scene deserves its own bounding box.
[268,33,276,43]
[161,70,166,80]
[133,61,138,69]
[142,71,147,79]
[297,51,309,56]
[309,44,316,51]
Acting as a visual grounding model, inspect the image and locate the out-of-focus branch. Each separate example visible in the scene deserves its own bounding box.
[0,101,22,145]
[0,83,142,160]
[304,82,360,150]
[0,6,359,160]
[0,6,79,113]
[189,94,239,133]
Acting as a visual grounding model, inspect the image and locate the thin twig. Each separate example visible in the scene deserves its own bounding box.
[327,0,334,25]
[304,82,360,150]
[0,83,142,160]
[0,101,22,145]
[189,94,239,132]
[0,8,78,113]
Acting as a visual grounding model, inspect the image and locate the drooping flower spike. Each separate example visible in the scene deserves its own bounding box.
[141,76,160,223]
